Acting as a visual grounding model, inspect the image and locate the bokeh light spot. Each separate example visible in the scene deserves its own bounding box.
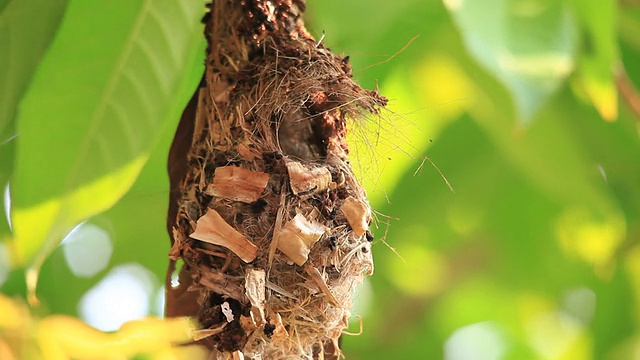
[526,311,585,359]
[154,285,165,317]
[418,54,473,119]
[78,263,156,331]
[555,207,625,272]
[62,223,112,278]
[387,233,447,297]
[3,183,11,230]
[170,259,184,288]
[561,287,596,325]
[444,321,507,360]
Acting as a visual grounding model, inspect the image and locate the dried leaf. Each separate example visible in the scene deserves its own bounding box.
[276,214,327,266]
[206,166,269,203]
[285,159,331,196]
[190,208,258,263]
[340,196,370,238]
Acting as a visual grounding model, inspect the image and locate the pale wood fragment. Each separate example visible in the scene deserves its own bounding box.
[206,166,269,203]
[221,301,234,322]
[340,196,371,238]
[190,208,258,263]
[276,214,327,266]
[285,159,332,196]
[244,268,266,326]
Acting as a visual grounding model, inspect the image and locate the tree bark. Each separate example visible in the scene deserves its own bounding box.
[166,1,386,358]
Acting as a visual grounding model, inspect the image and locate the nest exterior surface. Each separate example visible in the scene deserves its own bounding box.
[168,1,387,358]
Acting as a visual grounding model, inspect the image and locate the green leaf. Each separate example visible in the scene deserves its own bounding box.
[444,0,577,122]
[10,0,205,268]
[0,0,68,243]
[0,0,67,140]
[570,0,618,121]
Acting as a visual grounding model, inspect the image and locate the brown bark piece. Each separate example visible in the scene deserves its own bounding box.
[206,166,269,203]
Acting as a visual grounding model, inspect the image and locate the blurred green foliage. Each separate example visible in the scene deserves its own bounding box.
[308,0,640,359]
[1,0,640,359]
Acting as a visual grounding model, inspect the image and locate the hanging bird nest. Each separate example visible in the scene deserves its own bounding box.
[168,1,387,358]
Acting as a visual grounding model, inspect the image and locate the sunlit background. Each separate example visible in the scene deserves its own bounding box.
[1,0,640,359]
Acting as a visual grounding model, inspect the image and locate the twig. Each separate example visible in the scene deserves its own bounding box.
[356,35,419,74]
[414,155,455,193]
